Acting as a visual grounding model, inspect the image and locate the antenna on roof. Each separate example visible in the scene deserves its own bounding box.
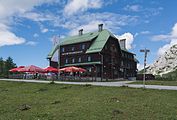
[52,35,60,46]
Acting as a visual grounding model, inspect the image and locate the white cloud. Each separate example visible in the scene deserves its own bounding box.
[140,31,150,35]
[0,0,138,48]
[64,0,102,16]
[38,23,49,33]
[0,0,55,19]
[137,63,150,71]
[33,33,39,38]
[152,34,171,41]
[134,31,151,37]
[117,32,134,50]
[0,0,56,47]
[69,20,103,35]
[55,12,138,36]
[20,11,55,22]
[41,28,49,33]
[153,23,177,55]
[124,5,141,12]
[0,23,25,47]
[137,63,144,70]
[171,23,177,37]
[26,41,37,46]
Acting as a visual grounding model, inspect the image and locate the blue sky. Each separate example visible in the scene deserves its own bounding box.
[0,0,177,69]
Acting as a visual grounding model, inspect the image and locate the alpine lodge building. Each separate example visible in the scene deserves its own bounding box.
[47,24,138,80]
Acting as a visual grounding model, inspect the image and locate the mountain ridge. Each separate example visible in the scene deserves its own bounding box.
[146,44,177,75]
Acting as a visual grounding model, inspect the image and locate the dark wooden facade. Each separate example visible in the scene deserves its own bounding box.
[49,36,137,80]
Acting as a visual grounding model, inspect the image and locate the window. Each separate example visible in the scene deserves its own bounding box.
[72,47,75,51]
[78,57,81,62]
[82,44,85,50]
[65,59,68,64]
[62,47,65,52]
[87,56,91,61]
[72,58,75,63]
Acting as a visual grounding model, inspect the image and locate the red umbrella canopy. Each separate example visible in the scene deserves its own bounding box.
[9,66,25,72]
[78,68,86,72]
[18,65,45,73]
[44,66,58,73]
[63,66,79,72]
[59,66,86,72]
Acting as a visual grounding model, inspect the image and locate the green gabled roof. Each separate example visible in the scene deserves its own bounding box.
[60,31,99,46]
[47,31,100,59]
[86,30,117,54]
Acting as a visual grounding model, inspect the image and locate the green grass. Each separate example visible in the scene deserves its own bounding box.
[0,81,177,120]
[130,80,177,86]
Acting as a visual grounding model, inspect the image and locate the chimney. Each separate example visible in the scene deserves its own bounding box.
[119,39,126,49]
[79,29,83,35]
[98,24,103,32]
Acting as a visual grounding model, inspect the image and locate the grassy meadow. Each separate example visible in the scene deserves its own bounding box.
[0,81,177,120]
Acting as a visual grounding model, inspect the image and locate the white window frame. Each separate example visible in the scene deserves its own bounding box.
[72,58,75,63]
[88,56,91,62]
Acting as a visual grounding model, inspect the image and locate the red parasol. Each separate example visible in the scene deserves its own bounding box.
[9,66,25,72]
[59,66,86,72]
[44,66,58,73]
[18,65,45,73]
[78,68,86,72]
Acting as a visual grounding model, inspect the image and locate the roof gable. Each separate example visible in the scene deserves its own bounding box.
[86,30,117,53]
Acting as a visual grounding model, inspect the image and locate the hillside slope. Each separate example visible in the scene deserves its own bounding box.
[146,44,177,75]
